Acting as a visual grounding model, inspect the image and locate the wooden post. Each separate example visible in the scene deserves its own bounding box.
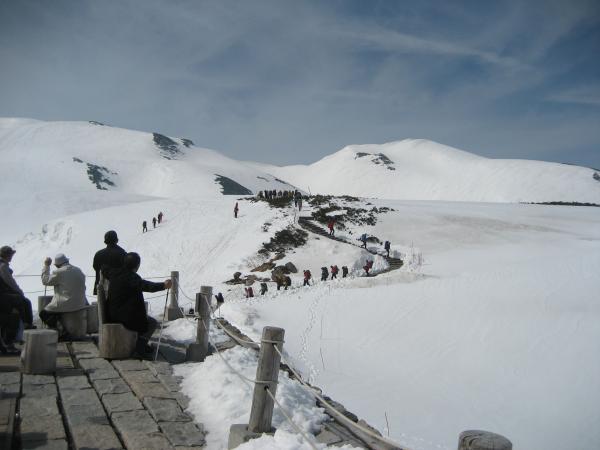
[458,430,512,450]
[248,326,285,433]
[21,329,58,374]
[167,271,183,320]
[185,286,213,362]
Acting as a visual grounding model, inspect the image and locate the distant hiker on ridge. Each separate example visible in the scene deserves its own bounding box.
[142,221,148,233]
[158,212,163,224]
[92,230,126,295]
[363,259,373,276]
[327,219,335,236]
[234,202,239,219]
[260,282,268,295]
[321,266,329,281]
[384,240,391,257]
[342,266,348,278]
[359,233,368,249]
[152,217,157,228]
[303,269,312,286]
[330,265,339,279]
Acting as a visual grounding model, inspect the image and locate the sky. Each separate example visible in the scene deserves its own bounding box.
[1,0,599,168]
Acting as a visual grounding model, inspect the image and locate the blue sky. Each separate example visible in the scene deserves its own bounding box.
[1,0,599,167]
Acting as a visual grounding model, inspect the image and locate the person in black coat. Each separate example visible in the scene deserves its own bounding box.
[93,230,127,295]
[107,252,172,354]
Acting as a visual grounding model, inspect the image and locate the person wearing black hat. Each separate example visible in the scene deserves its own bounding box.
[92,231,127,295]
[0,245,35,329]
[107,252,172,356]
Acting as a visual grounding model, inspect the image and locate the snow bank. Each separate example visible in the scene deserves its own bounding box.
[174,346,329,450]
[162,317,230,345]
[236,429,361,449]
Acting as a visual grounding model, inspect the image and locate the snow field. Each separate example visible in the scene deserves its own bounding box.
[2,118,600,450]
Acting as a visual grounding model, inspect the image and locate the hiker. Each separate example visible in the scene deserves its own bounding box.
[234,202,239,218]
[359,233,368,249]
[0,246,34,330]
[363,259,373,276]
[330,265,339,279]
[215,292,225,304]
[107,252,172,356]
[152,217,157,228]
[303,270,312,286]
[321,267,329,281]
[40,254,88,332]
[284,276,292,290]
[260,282,268,295]
[142,220,148,233]
[93,230,126,295]
[158,211,163,224]
[384,240,391,257]
[245,286,254,298]
[298,197,303,211]
[342,266,348,278]
[327,219,335,236]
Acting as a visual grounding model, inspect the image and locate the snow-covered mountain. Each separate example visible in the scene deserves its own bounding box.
[0,118,297,239]
[1,118,599,450]
[258,140,600,203]
[0,117,295,198]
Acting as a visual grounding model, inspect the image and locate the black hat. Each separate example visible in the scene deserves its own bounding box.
[0,246,16,258]
[104,230,118,244]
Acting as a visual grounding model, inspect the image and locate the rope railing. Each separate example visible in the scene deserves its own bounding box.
[188,291,319,449]
[190,287,409,450]
[273,345,409,450]
[265,387,319,450]
[14,273,171,279]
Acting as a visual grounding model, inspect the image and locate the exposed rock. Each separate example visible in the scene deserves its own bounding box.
[214,174,252,195]
[251,262,276,272]
[284,262,298,273]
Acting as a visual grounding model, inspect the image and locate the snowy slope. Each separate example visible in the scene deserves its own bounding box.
[2,117,600,450]
[254,139,600,203]
[0,118,296,239]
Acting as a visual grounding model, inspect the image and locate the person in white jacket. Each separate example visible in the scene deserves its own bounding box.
[40,253,88,329]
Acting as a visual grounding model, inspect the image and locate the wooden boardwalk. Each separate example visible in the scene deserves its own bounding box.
[0,339,205,450]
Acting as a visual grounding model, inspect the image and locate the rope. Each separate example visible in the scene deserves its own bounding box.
[273,346,410,450]
[154,289,170,361]
[14,273,170,278]
[193,293,330,449]
[265,387,319,450]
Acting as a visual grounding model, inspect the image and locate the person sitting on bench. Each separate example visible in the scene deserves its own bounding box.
[40,253,89,335]
[107,252,172,355]
[0,245,35,330]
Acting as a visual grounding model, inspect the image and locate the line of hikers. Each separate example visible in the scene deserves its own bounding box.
[258,189,300,201]
[142,211,164,233]
[358,233,392,257]
[0,231,171,357]
[246,258,378,298]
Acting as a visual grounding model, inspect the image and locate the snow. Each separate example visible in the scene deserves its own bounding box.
[174,346,329,449]
[255,139,600,203]
[2,118,599,450]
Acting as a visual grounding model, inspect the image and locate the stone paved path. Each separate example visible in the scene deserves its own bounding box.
[0,341,205,450]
